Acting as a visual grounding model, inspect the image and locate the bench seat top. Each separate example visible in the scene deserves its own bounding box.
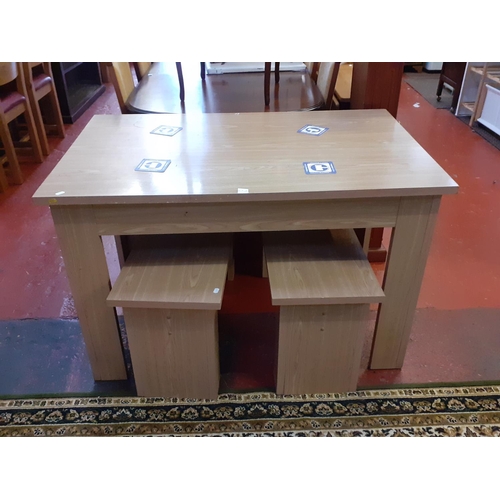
[264,229,385,306]
[107,234,232,310]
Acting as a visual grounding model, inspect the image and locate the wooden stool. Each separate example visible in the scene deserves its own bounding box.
[107,234,232,400]
[0,62,43,190]
[22,63,65,156]
[264,229,385,395]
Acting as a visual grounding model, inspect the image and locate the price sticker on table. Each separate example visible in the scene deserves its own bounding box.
[297,125,329,136]
[150,125,183,136]
[303,161,336,175]
[135,159,171,173]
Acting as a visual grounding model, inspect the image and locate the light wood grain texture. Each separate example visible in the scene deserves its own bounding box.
[0,62,18,86]
[32,111,458,206]
[123,308,219,399]
[107,63,135,114]
[34,109,458,381]
[276,304,369,395]
[50,206,127,380]
[264,229,385,305]
[370,196,441,369]
[93,198,400,235]
[107,234,231,310]
[334,63,353,104]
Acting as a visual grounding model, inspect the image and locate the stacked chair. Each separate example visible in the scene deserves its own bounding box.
[0,62,65,193]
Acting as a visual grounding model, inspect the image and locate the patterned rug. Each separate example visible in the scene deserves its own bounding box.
[2,385,500,436]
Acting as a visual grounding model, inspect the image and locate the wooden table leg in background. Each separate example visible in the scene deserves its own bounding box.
[370,196,441,369]
[51,206,128,381]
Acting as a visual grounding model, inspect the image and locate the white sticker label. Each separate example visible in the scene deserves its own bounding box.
[237,188,249,193]
[298,125,329,136]
[303,161,336,175]
[150,125,183,136]
[135,159,171,172]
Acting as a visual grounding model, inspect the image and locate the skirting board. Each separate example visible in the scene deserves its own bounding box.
[206,62,306,75]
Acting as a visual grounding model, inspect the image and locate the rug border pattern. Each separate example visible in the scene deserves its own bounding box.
[2,385,500,436]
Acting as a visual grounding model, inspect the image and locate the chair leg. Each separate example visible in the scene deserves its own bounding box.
[0,166,7,192]
[436,76,444,101]
[0,117,24,185]
[200,62,206,80]
[275,62,280,83]
[48,86,66,138]
[264,62,271,106]
[29,95,50,156]
[176,62,185,102]
[23,105,43,163]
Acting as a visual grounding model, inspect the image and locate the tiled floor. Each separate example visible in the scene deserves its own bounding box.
[1,63,500,397]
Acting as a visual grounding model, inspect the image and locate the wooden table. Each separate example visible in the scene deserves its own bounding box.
[33,110,458,381]
[126,62,325,114]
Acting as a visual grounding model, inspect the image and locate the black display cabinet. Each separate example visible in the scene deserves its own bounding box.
[51,62,106,123]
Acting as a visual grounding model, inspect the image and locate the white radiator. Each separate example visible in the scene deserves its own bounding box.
[478,85,500,136]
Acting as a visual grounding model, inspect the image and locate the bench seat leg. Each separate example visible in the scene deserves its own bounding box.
[123,308,220,400]
[276,304,369,395]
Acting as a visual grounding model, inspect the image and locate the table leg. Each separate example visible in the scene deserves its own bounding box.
[51,206,127,380]
[370,196,441,369]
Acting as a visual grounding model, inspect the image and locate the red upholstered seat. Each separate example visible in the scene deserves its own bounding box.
[33,73,51,92]
[0,90,26,114]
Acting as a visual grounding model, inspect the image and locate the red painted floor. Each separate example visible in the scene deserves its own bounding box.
[1,65,500,395]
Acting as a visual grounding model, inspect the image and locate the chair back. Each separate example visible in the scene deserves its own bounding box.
[133,62,152,81]
[22,63,40,85]
[304,62,320,83]
[0,62,18,86]
[316,62,341,109]
[108,63,135,113]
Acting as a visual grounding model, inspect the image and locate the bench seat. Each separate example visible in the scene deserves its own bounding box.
[107,233,232,400]
[264,229,384,395]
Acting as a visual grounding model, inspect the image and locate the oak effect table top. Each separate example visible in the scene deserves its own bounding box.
[33,110,458,206]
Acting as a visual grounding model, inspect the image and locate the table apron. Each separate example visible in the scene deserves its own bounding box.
[92,198,400,236]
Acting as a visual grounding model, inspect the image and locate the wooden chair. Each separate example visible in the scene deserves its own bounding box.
[436,62,466,113]
[175,63,206,102]
[22,63,65,156]
[304,62,320,83]
[0,62,43,190]
[332,62,353,110]
[132,62,152,82]
[107,62,136,114]
[110,63,206,111]
[316,62,341,110]
[264,62,281,106]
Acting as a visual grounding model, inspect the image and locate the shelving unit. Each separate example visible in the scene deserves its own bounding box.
[456,62,500,133]
[51,63,105,124]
